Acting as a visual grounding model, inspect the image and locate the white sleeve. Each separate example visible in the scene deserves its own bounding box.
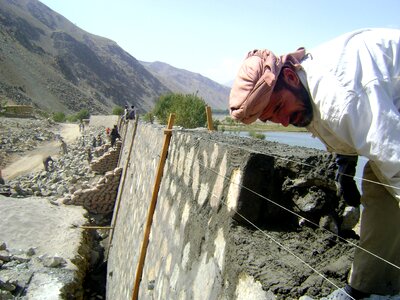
[336,81,400,199]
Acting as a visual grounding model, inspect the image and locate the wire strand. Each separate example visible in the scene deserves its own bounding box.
[212,133,400,192]
[170,156,355,298]
[169,132,400,271]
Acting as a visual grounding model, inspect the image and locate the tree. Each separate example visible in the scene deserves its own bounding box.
[153,93,207,128]
[112,106,124,116]
[143,112,154,124]
[76,109,90,121]
[153,94,175,125]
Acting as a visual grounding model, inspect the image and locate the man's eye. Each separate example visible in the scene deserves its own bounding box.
[273,102,282,114]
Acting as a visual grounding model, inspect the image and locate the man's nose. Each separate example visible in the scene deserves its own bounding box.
[279,115,290,127]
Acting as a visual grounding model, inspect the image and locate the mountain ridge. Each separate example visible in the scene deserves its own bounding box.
[0,0,229,114]
[141,60,230,110]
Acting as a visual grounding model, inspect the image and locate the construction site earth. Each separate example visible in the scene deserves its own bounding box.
[0,115,397,299]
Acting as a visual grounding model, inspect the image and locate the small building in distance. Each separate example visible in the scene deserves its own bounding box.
[2,105,34,118]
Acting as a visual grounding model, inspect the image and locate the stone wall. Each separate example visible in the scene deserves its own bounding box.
[64,137,123,213]
[90,141,121,174]
[65,167,122,214]
[106,121,356,299]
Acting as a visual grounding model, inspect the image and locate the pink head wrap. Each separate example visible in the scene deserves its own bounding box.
[229,48,306,124]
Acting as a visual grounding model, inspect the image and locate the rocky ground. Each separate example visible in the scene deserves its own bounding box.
[0,117,112,299]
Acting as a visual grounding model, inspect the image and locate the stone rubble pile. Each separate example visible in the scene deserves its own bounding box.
[4,141,95,199]
[1,128,122,203]
[90,141,122,174]
[63,167,123,214]
[0,241,68,299]
[0,118,57,168]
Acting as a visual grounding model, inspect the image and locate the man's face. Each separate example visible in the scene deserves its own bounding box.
[259,69,313,127]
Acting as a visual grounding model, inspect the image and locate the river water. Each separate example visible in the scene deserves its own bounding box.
[224,130,367,190]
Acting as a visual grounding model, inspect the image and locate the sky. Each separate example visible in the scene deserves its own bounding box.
[38,0,400,85]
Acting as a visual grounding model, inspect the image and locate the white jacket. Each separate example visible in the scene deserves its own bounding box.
[300,28,400,201]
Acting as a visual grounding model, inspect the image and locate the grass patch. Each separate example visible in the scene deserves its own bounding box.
[248,130,266,139]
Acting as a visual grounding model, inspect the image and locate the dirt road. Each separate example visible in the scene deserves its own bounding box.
[2,123,81,180]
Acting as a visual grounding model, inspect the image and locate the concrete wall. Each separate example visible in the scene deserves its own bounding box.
[106,121,347,299]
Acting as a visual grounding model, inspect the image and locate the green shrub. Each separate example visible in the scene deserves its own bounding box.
[76,109,90,121]
[213,119,221,130]
[143,112,154,123]
[249,131,265,140]
[52,112,66,122]
[153,94,175,125]
[66,114,78,122]
[112,106,124,115]
[223,116,237,125]
[36,109,50,119]
[152,93,207,128]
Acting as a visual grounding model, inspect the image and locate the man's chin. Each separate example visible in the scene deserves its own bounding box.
[292,123,307,128]
[291,117,312,127]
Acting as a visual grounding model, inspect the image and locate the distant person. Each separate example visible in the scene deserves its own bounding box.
[110,125,121,147]
[105,127,111,143]
[42,156,54,172]
[128,105,136,120]
[96,134,103,147]
[92,136,97,148]
[60,139,68,155]
[0,170,5,185]
[79,120,85,132]
[123,105,129,122]
[79,136,85,147]
[86,147,92,163]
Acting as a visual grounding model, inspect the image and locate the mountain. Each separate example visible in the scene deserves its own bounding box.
[0,0,230,115]
[0,0,172,114]
[140,61,230,110]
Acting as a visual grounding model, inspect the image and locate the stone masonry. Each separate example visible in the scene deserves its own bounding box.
[62,136,123,214]
[64,167,122,214]
[106,121,359,299]
[90,141,122,175]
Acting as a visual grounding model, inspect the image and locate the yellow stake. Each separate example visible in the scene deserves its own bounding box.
[131,113,175,300]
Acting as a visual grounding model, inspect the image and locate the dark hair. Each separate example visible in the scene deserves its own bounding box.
[273,65,293,92]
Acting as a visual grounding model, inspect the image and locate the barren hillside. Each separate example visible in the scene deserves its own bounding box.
[0,0,231,115]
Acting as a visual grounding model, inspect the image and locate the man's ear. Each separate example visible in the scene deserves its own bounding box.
[282,68,301,88]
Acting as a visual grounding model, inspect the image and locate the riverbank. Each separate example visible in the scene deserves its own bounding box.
[217,120,308,132]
